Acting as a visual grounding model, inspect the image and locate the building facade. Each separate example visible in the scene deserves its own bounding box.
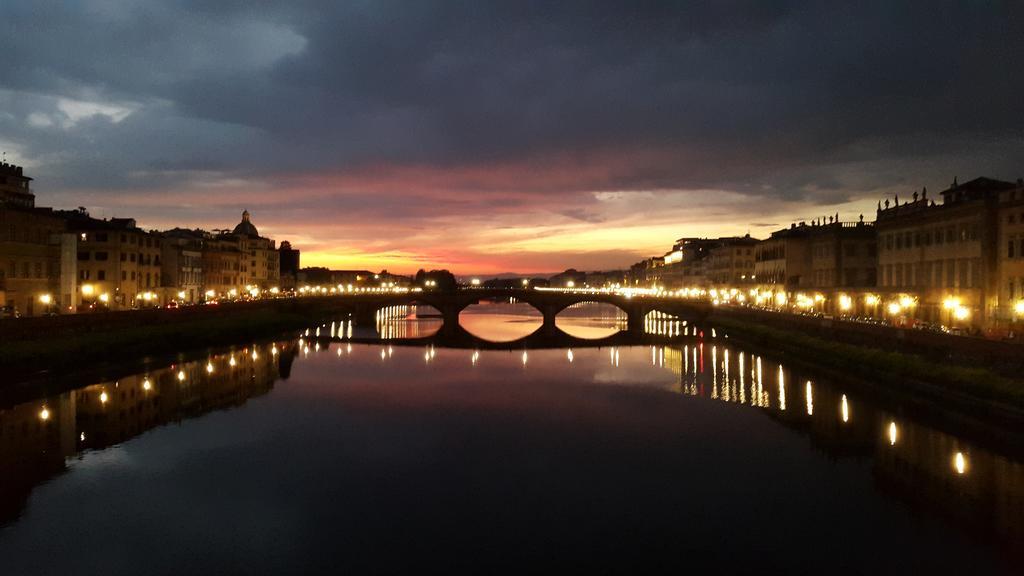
[996,180,1024,327]
[161,229,205,303]
[60,210,165,309]
[875,178,1012,328]
[754,224,813,293]
[706,236,758,286]
[808,217,877,290]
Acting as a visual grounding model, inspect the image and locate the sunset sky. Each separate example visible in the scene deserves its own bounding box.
[1,2,1021,275]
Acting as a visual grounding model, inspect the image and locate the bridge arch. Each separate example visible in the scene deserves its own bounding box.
[457,298,545,342]
[553,300,629,339]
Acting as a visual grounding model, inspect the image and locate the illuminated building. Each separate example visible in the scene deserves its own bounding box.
[875,177,1015,328]
[996,180,1024,327]
[706,235,758,286]
[808,216,877,290]
[0,163,77,316]
[230,210,280,291]
[160,228,205,303]
[754,223,813,293]
[58,209,164,310]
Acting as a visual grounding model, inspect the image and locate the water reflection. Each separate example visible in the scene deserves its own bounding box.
[376,305,442,339]
[0,341,297,525]
[555,302,627,339]
[0,327,1022,571]
[459,300,544,341]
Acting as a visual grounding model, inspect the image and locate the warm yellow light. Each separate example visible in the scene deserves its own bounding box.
[99,391,109,404]
[954,452,967,475]
[39,407,50,421]
[470,278,481,286]
[775,292,788,306]
[177,370,186,381]
[81,284,95,296]
[38,293,52,305]
[840,394,849,423]
[865,294,880,306]
[943,296,960,310]
[142,379,152,391]
[838,294,853,311]
[228,289,238,297]
[521,278,529,286]
[270,287,280,295]
[177,291,186,300]
[205,290,216,298]
[229,356,237,367]
[888,421,898,446]
[899,294,916,308]
[887,302,902,315]
[1015,300,1024,315]
[98,293,110,303]
[954,306,970,321]
[566,281,575,288]
[206,362,214,373]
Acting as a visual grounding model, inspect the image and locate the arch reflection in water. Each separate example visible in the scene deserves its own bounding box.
[554,302,627,339]
[644,310,686,337]
[459,300,543,342]
[2,339,1024,566]
[376,304,442,339]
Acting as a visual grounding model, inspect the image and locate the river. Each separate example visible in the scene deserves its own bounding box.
[0,303,1020,574]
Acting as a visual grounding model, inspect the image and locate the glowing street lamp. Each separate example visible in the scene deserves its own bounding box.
[838,294,853,312]
[38,293,52,306]
[81,284,95,297]
[1014,300,1024,316]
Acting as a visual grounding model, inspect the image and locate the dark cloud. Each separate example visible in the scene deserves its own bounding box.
[0,1,1021,271]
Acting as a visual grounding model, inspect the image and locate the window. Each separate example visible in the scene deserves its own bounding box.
[1011,239,1017,259]
[98,270,106,281]
[34,262,42,278]
[95,251,108,261]
[130,253,136,263]
[77,251,90,261]
[96,233,108,242]
[122,271,127,281]
[120,253,127,262]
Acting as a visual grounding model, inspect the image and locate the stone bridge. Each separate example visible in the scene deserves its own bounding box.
[318,288,712,337]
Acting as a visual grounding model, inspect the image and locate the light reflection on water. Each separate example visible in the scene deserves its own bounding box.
[460,300,543,341]
[0,319,1022,572]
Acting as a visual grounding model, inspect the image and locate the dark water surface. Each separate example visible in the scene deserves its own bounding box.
[1,309,1021,574]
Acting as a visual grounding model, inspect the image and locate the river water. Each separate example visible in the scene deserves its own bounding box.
[0,304,1021,574]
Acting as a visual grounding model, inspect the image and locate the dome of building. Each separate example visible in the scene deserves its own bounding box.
[232,210,260,237]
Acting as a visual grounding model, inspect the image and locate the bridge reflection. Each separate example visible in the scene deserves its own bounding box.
[310,312,709,351]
